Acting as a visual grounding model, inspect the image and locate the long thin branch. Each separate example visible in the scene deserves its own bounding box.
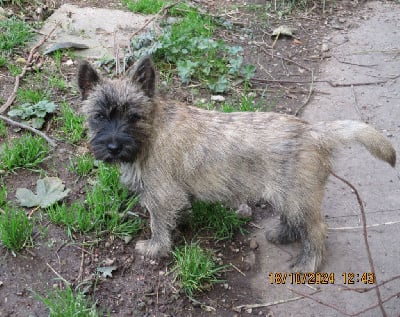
[331,172,387,317]
[0,22,60,114]
[0,114,57,147]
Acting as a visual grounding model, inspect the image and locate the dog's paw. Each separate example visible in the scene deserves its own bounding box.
[135,239,169,258]
[265,224,300,244]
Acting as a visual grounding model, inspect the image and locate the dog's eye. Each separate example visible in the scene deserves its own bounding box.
[129,113,142,121]
[94,113,107,121]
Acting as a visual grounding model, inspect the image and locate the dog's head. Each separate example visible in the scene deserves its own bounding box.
[77,57,156,163]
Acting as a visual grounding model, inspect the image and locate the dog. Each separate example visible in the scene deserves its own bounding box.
[78,56,396,272]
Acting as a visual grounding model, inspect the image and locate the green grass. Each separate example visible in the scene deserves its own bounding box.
[0,17,33,54]
[0,120,7,137]
[35,285,102,317]
[7,63,22,76]
[0,208,33,253]
[172,242,225,296]
[0,134,49,172]
[46,163,142,238]
[0,184,7,207]
[0,55,6,67]
[17,88,49,104]
[69,153,95,177]
[122,0,166,14]
[190,201,250,240]
[58,102,86,144]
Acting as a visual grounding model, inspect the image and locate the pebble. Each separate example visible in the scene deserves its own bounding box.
[211,95,226,102]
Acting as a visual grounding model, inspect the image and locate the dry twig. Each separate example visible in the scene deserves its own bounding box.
[0,114,57,147]
[331,172,387,317]
[234,295,304,311]
[129,1,181,43]
[46,262,71,286]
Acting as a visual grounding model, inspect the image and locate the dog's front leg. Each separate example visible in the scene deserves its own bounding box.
[135,187,189,258]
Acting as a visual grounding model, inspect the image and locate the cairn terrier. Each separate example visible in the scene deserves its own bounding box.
[78,57,396,272]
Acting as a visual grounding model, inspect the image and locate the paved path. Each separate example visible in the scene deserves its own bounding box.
[251,2,400,316]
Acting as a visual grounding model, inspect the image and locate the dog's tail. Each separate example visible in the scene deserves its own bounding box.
[312,120,396,167]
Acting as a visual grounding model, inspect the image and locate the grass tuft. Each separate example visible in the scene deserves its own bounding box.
[58,102,86,144]
[190,201,250,240]
[46,163,142,238]
[122,0,166,14]
[172,242,225,296]
[35,284,102,317]
[0,17,33,54]
[69,153,95,177]
[0,208,33,253]
[0,134,49,172]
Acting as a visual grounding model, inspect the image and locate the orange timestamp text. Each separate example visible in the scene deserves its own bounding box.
[268,272,375,285]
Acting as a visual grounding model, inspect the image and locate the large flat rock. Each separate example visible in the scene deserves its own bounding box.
[39,4,153,59]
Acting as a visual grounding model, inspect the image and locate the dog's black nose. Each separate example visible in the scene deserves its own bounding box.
[107,142,121,154]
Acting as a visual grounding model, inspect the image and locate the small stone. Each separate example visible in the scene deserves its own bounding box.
[211,95,225,102]
[223,283,229,289]
[64,59,74,66]
[249,239,258,250]
[246,308,253,314]
[321,43,329,52]
[15,57,27,65]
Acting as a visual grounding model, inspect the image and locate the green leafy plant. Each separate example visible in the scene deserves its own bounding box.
[0,17,33,53]
[16,177,70,209]
[130,5,254,92]
[58,102,86,144]
[35,284,102,317]
[0,134,49,172]
[8,100,57,129]
[0,208,33,253]
[190,201,250,240]
[172,242,225,296]
[122,0,166,14]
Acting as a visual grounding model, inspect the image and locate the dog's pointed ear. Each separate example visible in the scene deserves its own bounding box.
[77,61,100,100]
[129,56,156,98]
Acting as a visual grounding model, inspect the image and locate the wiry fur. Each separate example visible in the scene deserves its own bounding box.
[78,57,396,272]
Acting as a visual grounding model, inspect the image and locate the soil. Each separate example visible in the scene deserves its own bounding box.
[1,1,399,317]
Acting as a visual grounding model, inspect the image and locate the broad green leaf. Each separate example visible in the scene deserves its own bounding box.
[16,177,70,208]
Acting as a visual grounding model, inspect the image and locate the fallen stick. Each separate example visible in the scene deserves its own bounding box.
[234,295,304,311]
[0,114,57,147]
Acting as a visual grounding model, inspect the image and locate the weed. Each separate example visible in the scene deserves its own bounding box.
[0,55,6,67]
[7,63,22,76]
[0,185,7,207]
[172,242,225,296]
[58,102,86,144]
[8,100,57,129]
[0,208,33,253]
[0,17,33,54]
[122,0,166,14]
[0,120,7,137]
[35,284,102,317]
[130,5,254,92]
[0,134,49,172]
[190,201,250,240]
[46,164,142,238]
[48,75,67,91]
[69,153,95,177]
